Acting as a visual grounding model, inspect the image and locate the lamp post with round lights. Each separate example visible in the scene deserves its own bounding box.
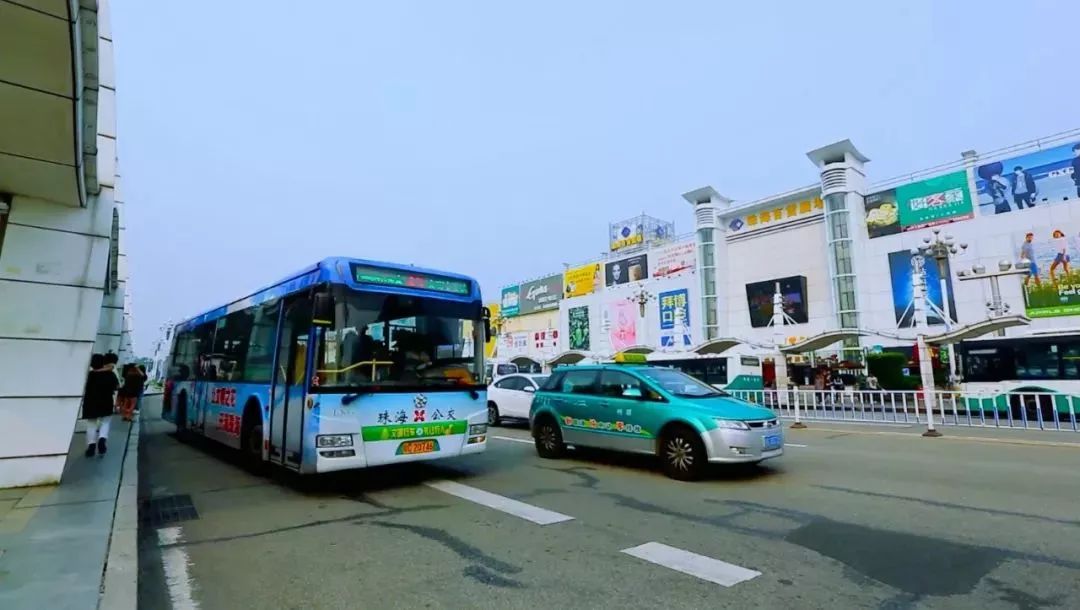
[913,228,966,384]
[956,259,1031,335]
[627,288,656,318]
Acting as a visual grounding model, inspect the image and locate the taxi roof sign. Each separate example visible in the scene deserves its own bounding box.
[614,352,648,364]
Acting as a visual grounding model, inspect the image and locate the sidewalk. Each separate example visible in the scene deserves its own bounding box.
[0,412,140,610]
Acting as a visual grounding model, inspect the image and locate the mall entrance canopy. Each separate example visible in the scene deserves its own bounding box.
[545,350,595,367]
[777,315,1033,355]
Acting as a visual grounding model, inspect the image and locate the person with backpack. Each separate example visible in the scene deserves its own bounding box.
[83,353,119,457]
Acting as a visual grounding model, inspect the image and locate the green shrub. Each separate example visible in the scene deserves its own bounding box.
[867,352,907,389]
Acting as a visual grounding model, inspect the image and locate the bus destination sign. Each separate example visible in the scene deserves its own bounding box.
[351,264,470,295]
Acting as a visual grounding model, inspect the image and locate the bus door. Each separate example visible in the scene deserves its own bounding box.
[269,294,312,469]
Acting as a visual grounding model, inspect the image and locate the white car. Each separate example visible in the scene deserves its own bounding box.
[487,374,549,425]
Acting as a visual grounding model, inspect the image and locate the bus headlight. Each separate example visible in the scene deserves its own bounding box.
[316,434,354,448]
[713,419,750,431]
[469,423,487,436]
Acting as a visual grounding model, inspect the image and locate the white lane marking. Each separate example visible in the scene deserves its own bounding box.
[425,480,573,525]
[786,443,808,448]
[157,526,199,609]
[492,435,533,444]
[622,542,761,587]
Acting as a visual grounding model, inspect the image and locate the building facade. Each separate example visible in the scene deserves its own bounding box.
[0,0,131,488]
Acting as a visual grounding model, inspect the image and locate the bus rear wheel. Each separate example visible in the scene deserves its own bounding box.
[240,405,265,473]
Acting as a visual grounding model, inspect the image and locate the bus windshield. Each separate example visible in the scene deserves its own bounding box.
[314,288,484,391]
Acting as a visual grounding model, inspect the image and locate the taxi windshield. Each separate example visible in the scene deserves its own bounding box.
[638,368,727,398]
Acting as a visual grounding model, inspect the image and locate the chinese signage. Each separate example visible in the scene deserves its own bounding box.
[351,264,470,295]
[658,289,692,348]
[500,286,520,317]
[865,170,974,238]
[519,274,563,315]
[609,214,674,252]
[563,263,601,298]
[1014,224,1080,318]
[568,306,590,350]
[975,140,1080,216]
[605,254,649,286]
[727,193,824,234]
[650,241,696,279]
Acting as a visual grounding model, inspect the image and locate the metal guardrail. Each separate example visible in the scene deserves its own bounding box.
[727,389,1080,433]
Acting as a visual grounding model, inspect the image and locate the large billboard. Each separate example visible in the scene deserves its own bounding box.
[568,306,590,350]
[887,249,958,327]
[1014,225,1080,318]
[606,300,638,351]
[609,215,674,252]
[605,254,649,287]
[650,241,696,280]
[744,276,808,328]
[500,285,520,317]
[976,140,1080,216]
[563,263,601,298]
[518,274,562,315]
[865,170,974,237]
[659,289,692,348]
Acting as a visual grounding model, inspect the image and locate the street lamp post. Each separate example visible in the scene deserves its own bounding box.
[956,259,1031,334]
[916,228,966,385]
[627,289,656,318]
[909,253,941,437]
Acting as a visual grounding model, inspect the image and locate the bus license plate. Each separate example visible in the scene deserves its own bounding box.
[398,439,439,455]
[763,435,781,450]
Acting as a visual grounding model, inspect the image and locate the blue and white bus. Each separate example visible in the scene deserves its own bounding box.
[163,257,491,473]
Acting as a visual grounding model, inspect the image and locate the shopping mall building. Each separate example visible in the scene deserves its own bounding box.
[0,0,132,488]
[491,129,1080,390]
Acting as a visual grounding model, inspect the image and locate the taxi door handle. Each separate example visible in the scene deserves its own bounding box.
[572,401,588,407]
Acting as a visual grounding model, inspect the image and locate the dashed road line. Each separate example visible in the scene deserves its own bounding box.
[786,443,808,448]
[425,480,573,525]
[622,542,761,587]
[492,435,533,445]
[803,427,1080,448]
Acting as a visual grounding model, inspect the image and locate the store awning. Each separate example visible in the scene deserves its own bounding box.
[621,345,655,355]
[779,329,876,354]
[545,351,593,367]
[692,338,744,355]
[924,315,1031,345]
[510,356,542,367]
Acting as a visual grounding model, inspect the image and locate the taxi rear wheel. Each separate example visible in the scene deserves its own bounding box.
[533,416,565,459]
[660,425,706,481]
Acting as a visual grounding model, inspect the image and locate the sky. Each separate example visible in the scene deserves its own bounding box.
[111,0,1080,356]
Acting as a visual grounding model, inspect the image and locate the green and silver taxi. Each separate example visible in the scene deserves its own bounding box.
[529,363,783,480]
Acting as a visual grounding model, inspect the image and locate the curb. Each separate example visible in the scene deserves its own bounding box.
[99,417,139,609]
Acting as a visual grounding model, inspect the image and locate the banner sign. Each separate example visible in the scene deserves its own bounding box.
[650,241,696,279]
[976,140,1080,216]
[726,193,824,234]
[866,170,974,238]
[658,289,692,348]
[605,254,649,286]
[568,306,590,350]
[563,263,601,298]
[518,274,562,315]
[500,286,520,317]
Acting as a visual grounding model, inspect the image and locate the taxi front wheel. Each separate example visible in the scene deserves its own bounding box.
[533,416,566,459]
[660,425,706,481]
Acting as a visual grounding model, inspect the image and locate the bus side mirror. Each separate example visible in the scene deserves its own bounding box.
[312,293,335,327]
[482,307,492,341]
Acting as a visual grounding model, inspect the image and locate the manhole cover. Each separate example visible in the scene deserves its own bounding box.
[140,494,199,529]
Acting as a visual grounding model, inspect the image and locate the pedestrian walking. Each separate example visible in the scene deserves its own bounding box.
[83,353,119,457]
[117,363,145,422]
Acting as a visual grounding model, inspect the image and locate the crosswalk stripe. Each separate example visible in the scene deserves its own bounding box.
[425,480,574,525]
[621,542,761,587]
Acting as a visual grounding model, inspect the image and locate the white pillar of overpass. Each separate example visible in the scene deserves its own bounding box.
[0,0,126,488]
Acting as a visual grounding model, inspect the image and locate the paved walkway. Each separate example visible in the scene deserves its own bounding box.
[0,417,134,609]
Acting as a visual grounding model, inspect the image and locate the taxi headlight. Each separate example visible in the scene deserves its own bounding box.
[713,419,750,431]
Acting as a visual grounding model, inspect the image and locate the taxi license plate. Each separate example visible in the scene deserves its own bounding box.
[763,435,782,450]
[398,439,439,455]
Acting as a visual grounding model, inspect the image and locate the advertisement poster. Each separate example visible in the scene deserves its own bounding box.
[1014,226,1080,317]
[605,254,649,287]
[519,274,562,315]
[534,329,559,355]
[609,218,644,251]
[744,276,809,328]
[500,286,520,317]
[887,249,958,327]
[564,263,601,298]
[865,171,974,238]
[659,289,692,348]
[568,306,590,350]
[650,241,697,279]
[975,140,1080,216]
[607,300,637,351]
